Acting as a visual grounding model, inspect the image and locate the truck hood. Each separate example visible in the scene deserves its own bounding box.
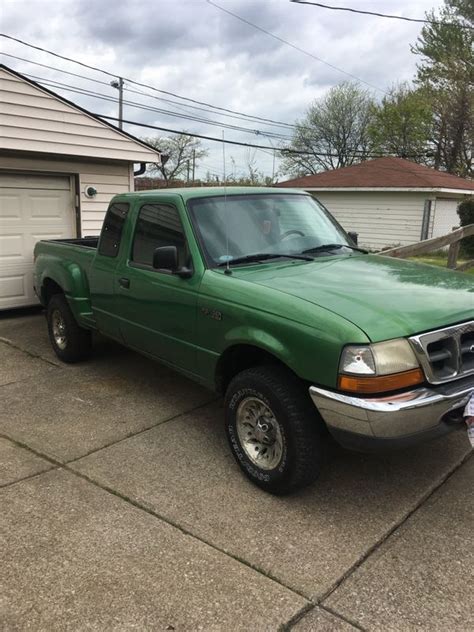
[233,254,473,341]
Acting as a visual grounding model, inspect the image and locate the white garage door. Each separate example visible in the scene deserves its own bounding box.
[432,198,460,239]
[0,172,75,309]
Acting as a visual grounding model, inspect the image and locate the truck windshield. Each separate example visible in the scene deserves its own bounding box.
[187,193,351,267]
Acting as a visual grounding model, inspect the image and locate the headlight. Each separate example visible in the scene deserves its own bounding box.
[339,339,423,394]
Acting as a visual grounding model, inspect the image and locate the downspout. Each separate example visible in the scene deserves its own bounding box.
[133,163,147,176]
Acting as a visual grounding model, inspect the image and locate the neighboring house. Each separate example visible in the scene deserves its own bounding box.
[277,157,474,251]
[0,63,160,309]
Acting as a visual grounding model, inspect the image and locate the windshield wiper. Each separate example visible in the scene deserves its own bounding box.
[302,243,368,255]
[217,252,314,267]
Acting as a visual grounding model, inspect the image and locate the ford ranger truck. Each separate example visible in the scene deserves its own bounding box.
[33,188,474,494]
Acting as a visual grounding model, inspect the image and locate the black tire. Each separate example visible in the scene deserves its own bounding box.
[224,365,325,495]
[47,294,92,363]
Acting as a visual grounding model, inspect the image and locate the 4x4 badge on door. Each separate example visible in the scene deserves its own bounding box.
[201,307,223,321]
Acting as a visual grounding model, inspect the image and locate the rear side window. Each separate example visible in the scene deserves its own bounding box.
[98,203,129,257]
[132,203,188,267]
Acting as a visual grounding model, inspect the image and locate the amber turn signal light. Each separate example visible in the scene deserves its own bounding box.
[338,368,424,394]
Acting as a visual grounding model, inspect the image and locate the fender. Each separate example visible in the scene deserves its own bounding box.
[37,254,94,326]
[223,325,294,371]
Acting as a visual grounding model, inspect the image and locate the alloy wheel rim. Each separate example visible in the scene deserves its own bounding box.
[52,310,67,350]
[236,397,283,470]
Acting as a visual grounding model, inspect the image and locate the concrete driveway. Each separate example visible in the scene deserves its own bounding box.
[1,310,472,631]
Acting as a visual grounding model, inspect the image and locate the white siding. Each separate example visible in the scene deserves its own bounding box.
[312,191,429,250]
[431,198,460,239]
[0,68,158,163]
[0,155,132,236]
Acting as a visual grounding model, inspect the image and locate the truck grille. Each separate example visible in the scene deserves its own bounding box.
[409,321,474,384]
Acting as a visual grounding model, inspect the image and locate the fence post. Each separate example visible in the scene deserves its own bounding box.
[447,241,460,269]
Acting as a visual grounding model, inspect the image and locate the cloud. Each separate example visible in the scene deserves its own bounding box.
[1,0,444,178]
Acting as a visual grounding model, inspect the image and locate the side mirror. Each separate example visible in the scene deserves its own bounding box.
[348,231,358,245]
[152,246,192,278]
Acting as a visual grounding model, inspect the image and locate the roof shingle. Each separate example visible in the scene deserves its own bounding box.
[277,157,474,191]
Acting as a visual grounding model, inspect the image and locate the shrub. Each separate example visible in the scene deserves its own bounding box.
[457,198,474,257]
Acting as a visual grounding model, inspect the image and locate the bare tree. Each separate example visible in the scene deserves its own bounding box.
[281,82,375,176]
[144,134,208,185]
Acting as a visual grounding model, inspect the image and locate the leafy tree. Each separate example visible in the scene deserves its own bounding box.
[144,134,208,185]
[411,0,473,176]
[281,82,375,176]
[368,83,432,161]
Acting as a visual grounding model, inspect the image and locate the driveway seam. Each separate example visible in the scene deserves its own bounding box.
[0,337,61,368]
[63,397,220,465]
[0,466,59,490]
[319,449,473,607]
[3,427,470,612]
[0,430,311,604]
[318,603,367,631]
[0,376,54,390]
[278,602,315,631]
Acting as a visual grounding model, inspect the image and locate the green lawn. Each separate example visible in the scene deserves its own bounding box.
[410,255,474,275]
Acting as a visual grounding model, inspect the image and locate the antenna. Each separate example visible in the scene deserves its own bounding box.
[222,130,232,275]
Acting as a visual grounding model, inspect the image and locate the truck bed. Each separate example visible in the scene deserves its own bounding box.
[44,236,100,249]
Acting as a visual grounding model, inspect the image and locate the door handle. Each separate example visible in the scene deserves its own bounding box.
[118,277,130,289]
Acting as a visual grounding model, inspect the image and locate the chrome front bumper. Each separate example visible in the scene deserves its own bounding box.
[309,375,473,450]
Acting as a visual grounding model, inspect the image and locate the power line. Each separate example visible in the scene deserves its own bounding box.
[290,1,474,30]
[0,45,431,159]
[0,51,296,130]
[94,114,425,159]
[20,72,292,140]
[0,33,304,128]
[206,0,387,94]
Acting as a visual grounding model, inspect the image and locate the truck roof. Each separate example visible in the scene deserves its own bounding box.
[117,186,308,201]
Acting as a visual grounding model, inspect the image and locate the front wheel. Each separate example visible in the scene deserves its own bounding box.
[47,294,92,363]
[224,365,325,495]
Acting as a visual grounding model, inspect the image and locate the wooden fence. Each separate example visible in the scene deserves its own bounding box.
[381,224,474,271]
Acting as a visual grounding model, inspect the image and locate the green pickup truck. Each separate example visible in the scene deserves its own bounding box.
[34,187,473,494]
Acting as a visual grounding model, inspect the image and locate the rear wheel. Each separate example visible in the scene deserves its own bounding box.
[224,365,325,494]
[47,294,92,363]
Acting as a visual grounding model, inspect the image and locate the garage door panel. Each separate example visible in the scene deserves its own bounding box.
[30,193,71,218]
[0,234,24,259]
[0,172,75,309]
[0,263,31,307]
[0,193,21,219]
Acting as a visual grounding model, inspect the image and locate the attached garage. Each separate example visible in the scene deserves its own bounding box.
[0,63,160,309]
[277,157,474,251]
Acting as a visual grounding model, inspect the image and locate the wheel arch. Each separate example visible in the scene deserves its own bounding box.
[215,342,297,393]
[41,277,64,305]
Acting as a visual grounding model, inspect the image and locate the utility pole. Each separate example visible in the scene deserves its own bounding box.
[110,77,124,129]
[186,160,190,183]
[192,149,196,184]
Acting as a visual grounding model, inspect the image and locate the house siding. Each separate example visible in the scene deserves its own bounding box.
[431,198,460,239]
[0,154,132,236]
[312,191,430,250]
[0,68,156,163]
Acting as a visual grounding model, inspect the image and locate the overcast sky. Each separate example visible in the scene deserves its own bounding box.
[1,0,444,180]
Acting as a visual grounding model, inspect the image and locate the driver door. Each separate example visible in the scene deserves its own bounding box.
[114,201,201,372]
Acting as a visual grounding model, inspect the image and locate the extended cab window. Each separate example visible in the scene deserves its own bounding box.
[98,203,129,257]
[132,203,188,268]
